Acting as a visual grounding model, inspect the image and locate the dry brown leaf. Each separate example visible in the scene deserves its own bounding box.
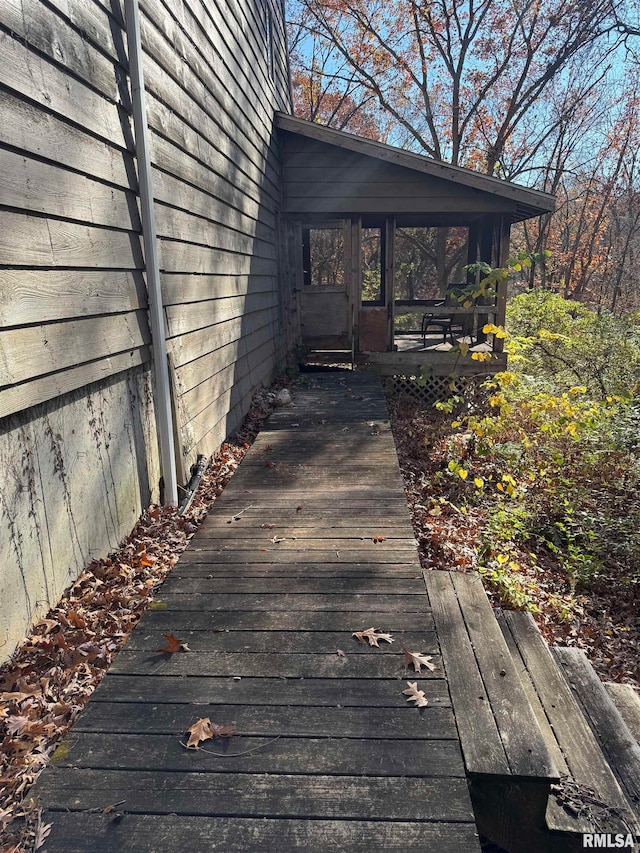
[186,717,214,749]
[372,536,386,543]
[403,681,429,707]
[34,619,59,635]
[5,716,30,736]
[156,633,184,654]
[185,718,235,749]
[0,692,33,703]
[33,817,53,850]
[208,722,236,738]
[352,628,394,647]
[403,650,436,673]
[66,610,87,630]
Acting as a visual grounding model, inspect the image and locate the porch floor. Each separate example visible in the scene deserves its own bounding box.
[35,372,480,852]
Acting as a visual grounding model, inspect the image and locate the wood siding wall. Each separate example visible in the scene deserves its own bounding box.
[281,135,516,217]
[0,0,291,659]
[0,0,147,418]
[142,0,291,468]
[1,0,290,433]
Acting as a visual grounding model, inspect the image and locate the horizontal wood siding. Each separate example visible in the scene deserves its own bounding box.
[281,135,516,216]
[1,0,291,457]
[142,0,289,465]
[0,1,147,417]
[0,0,291,663]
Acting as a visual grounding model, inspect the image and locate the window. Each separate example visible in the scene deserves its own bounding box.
[394,226,468,300]
[362,226,384,305]
[302,226,345,288]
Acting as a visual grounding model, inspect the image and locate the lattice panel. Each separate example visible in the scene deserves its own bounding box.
[383,374,490,410]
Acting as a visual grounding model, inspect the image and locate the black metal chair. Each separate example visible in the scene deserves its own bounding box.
[421,301,454,345]
[421,288,469,346]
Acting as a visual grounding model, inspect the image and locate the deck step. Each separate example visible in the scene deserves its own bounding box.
[605,683,640,745]
[425,570,558,781]
[498,610,640,837]
[553,647,640,821]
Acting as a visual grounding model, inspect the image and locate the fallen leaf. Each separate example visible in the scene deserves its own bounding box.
[336,649,346,657]
[34,619,59,635]
[260,523,275,529]
[186,717,214,749]
[33,819,53,850]
[5,716,30,736]
[156,633,183,653]
[66,610,87,629]
[352,628,394,647]
[208,722,236,738]
[296,505,304,512]
[403,681,429,707]
[372,536,386,543]
[271,536,285,544]
[403,650,436,673]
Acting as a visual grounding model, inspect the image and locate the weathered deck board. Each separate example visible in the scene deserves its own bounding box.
[36,372,480,852]
[154,576,425,593]
[134,609,436,631]
[41,733,464,776]
[499,610,638,834]
[31,813,482,853]
[605,683,640,745]
[36,771,473,820]
[91,674,449,707]
[108,651,444,678]
[74,702,456,738]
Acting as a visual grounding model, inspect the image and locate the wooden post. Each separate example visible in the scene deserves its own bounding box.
[350,216,362,354]
[494,215,511,354]
[385,216,395,351]
[466,222,480,273]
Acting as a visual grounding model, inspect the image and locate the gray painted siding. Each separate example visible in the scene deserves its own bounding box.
[0,0,292,658]
[281,135,515,216]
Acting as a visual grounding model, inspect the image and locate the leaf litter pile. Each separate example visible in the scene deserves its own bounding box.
[0,385,286,851]
[389,397,640,690]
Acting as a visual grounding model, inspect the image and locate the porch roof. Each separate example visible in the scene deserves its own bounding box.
[276,113,556,223]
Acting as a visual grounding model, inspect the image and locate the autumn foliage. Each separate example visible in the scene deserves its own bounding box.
[390,291,640,687]
[288,0,640,312]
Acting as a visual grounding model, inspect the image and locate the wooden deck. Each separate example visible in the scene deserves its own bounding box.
[35,372,480,852]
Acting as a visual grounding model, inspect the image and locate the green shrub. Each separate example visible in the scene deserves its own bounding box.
[506,290,640,399]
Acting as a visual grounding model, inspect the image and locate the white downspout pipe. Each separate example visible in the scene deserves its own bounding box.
[124,0,178,506]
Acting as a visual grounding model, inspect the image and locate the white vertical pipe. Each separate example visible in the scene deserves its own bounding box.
[124,0,178,506]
